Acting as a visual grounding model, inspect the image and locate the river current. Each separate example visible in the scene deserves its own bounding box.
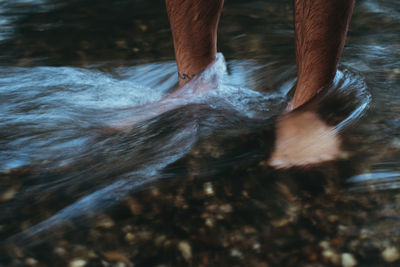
[0,0,399,266]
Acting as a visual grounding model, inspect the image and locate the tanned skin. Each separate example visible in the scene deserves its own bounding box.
[291,0,355,109]
[166,0,354,109]
[166,0,224,87]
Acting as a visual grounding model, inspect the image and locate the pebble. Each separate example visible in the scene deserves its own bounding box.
[322,249,340,265]
[327,214,339,222]
[25,258,38,266]
[319,241,330,250]
[115,40,127,48]
[203,182,214,196]
[69,259,87,267]
[178,241,192,261]
[205,217,214,227]
[102,251,130,263]
[54,247,67,257]
[381,247,400,263]
[127,198,142,215]
[230,248,243,258]
[138,24,148,32]
[95,216,115,229]
[341,253,357,267]
[0,187,17,202]
[252,243,261,250]
[219,204,233,213]
[125,232,136,243]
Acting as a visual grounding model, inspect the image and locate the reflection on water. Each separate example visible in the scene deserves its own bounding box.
[0,0,400,266]
[349,170,400,191]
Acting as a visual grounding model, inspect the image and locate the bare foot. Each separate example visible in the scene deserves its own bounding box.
[108,70,219,129]
[267,110,342,169]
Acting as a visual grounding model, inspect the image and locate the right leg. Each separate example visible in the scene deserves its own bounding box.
[166,0,224,87]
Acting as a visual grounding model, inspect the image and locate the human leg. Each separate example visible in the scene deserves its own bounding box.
[268,0,355,168]
[290,0,354,110]
[166,0,224,87]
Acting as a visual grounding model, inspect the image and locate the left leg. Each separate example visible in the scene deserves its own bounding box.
[269,0,355,167]
[290,0,355,110]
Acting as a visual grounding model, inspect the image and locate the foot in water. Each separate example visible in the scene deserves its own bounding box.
[267,69,370,169]
[268,109,341,169]
[108,54,224,129]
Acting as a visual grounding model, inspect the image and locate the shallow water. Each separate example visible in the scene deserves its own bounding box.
[0,0,399,266]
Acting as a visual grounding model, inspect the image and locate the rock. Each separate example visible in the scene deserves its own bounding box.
[203,182,214,196]
[230,248,243,258]
[69,259,87,267]
[381,247,400,263]
[25,258,38,266]
[322,249,340,265]
[126,198,142,215]
[138,24,148,32]
[319,241,330,250]
[125,232,136,243]
[95,215,115,229]
[341,253,357,267]
[205,217,214,227]
[0,187,17,202]
[178,241,192,261]
[252,243,261,250]
[327,214,339,223]
[102,251,130,263]
[54,247,67,257]
[219,204,233,213]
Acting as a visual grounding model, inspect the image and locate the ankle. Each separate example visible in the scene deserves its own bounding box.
[290,85,320,110]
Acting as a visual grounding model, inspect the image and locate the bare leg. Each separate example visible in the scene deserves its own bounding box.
[290,0,354,110]
[268,0,354,168]
[109,1,223,128]
[166,0,224,87]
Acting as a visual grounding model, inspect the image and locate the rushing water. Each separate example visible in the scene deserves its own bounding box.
[0,0,399,266]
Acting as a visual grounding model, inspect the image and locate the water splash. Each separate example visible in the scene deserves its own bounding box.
[0,52,371,243]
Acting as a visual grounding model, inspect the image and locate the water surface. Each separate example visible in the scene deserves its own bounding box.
[0,0,399,266]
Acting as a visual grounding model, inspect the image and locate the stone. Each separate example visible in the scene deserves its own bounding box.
[69,259,87,267]
[219,204,233,213]
[178,241,192,261]
[230,248,243,258]
[95,216,115,229]
[322,249,340,265]
[341,253,357,267]
[205,218,214,227]
[203,182,214,196]
[127,198,142,215]
[54,247,67,257]
[381,247,400,263]
[0,187,17,202]
[25,258,38,266]
[125,232,136,243]
[102,251,130,263]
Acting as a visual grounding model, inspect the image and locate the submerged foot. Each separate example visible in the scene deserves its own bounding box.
[268,110,342,169]
[109,77,217,129]
[108,54,226,130]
